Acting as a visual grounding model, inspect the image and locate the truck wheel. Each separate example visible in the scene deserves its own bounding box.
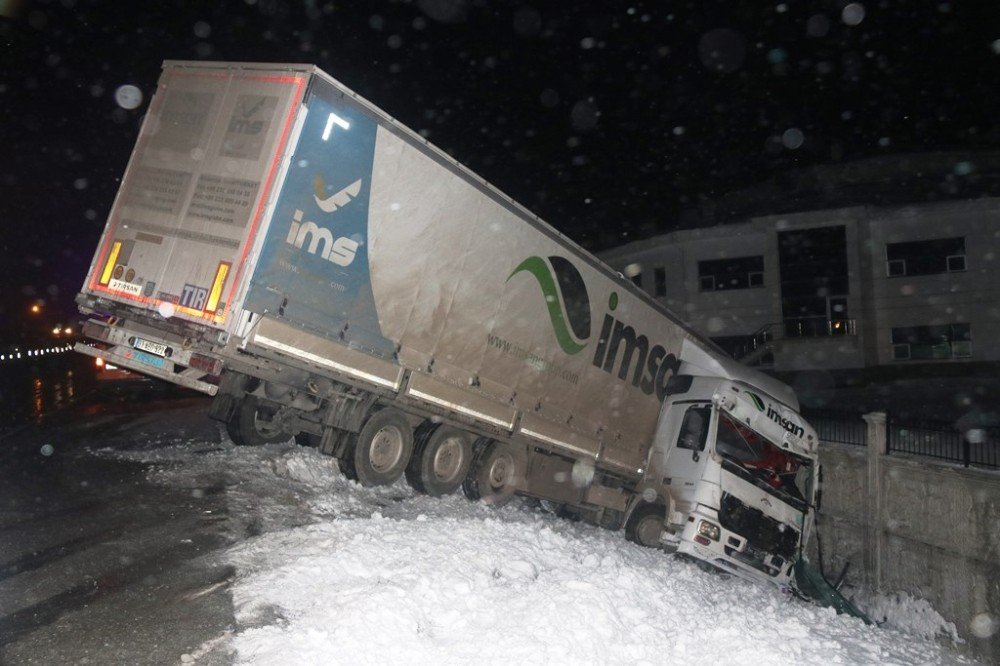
[405,424,473,497]
[625,502,667,549]
[338,452,358,481]
[229,396,290,446]
[295,432,320,448]
[342,409,413,487]
[462,439,525,506]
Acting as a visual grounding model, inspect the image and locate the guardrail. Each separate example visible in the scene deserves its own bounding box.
[731,318,858,365]
[0,344,75,363]
[783,317,857,339]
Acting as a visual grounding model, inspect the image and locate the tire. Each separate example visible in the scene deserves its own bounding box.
[225,417,242,446]
[338,452,358,481]
[228,396,290,447]
[341,409,413,487]
[403,421,437,494]
[405,424,473,497]
[625,502,666,548]
[295,432,320,448]
[462,439,525,506]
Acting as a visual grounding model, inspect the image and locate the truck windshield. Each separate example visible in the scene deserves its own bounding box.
[714,410,812,507]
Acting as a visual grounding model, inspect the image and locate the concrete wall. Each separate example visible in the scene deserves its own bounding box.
[814,417,1000,663]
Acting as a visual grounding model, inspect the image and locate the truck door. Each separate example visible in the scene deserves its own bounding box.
[661,403,712,507]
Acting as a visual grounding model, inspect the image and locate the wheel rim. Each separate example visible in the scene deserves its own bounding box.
[636,515,662,547]
[253,407,281,437]
[486,452,513,491]
[431,437,465,482]
[369,426,404,473]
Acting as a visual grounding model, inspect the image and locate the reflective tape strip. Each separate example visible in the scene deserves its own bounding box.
[204,261,231,314]
[99,240,123,286]
[253,334,401,390]
[406,388,513,430]
[518,427,595,458]
[600,455,642,474]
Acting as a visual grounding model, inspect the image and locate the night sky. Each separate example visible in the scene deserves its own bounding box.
[1,0,998,340]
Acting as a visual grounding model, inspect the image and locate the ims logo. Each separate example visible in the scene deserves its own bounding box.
[509,255,681,402]
[285,209,359,266]
[284,175,363,266]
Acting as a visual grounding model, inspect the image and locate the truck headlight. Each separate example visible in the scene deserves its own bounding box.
[698,520,720,541]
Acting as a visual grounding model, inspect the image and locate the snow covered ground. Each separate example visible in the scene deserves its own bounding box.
[98,425,974,665]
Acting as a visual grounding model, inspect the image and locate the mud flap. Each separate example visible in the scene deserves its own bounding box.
[793,558,872,625]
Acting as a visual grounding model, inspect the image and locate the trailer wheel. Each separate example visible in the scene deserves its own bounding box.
[342,408,413,487]
[625,502,666,549]
[462,439,525,506]
[405,424,473,497]
[403,421,437,494]
[228,396,290,447]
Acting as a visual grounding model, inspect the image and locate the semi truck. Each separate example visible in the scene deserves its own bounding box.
[75,61,821,590]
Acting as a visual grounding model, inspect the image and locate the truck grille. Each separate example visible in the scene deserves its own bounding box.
[719,492,799,560]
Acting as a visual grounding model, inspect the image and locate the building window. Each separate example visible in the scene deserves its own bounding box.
[778,226,849,331]
[654,267,666,297]
[890,323,971,361]
[698,255,764,291]
[885,237,966,277]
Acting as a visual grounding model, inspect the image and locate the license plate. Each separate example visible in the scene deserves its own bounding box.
[128,349,167,369]
[132,337,168,357]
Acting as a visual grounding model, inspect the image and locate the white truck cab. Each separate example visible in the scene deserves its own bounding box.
[642,375,819,588]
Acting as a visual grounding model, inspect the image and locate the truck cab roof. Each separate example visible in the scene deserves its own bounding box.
[678,338,800,412]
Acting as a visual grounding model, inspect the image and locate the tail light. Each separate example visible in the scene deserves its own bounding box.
[189,353,222,376]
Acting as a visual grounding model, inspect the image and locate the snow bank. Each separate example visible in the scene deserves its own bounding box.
[856,590,961,644]
[226,504,966,666]
[97,426,974,665]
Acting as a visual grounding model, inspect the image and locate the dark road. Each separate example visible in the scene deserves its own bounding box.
[0,366,236,665]
[0,352,95,439]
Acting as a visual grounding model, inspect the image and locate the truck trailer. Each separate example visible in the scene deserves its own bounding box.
[75,61,821,589]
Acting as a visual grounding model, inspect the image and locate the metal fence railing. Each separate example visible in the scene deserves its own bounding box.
[800,408,999,471]
[888,417,1000,470]
[800,409,867,447]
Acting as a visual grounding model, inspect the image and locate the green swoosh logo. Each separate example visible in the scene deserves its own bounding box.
[508,256,587,355]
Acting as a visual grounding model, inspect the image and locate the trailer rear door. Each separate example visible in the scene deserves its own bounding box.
[81,61,309,330]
